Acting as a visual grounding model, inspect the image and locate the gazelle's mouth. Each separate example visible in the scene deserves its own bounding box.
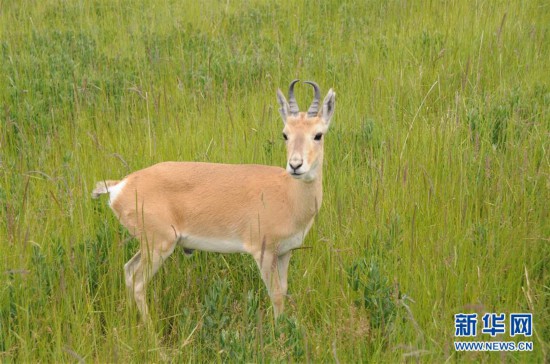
[287,162,311,178]
[289,171,305,178]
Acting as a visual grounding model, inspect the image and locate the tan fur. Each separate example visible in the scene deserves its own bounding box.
[111,162,320,248]
[93,82,335,321]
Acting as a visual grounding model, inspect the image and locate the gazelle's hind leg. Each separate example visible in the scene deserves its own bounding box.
[124,251,141,290]
[124,238,176,320]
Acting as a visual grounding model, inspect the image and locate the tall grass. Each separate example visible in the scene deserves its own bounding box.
[1,0,548,362]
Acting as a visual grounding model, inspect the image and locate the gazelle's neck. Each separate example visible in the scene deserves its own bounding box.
[290,156,324,224]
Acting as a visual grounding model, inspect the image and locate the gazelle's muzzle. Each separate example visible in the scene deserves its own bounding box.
[287,155,305,176]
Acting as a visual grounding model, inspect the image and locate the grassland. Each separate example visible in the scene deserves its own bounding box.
[1,0,549,362]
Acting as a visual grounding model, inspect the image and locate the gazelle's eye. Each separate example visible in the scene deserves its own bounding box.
[314,133,323,141]
[282,133,288,141]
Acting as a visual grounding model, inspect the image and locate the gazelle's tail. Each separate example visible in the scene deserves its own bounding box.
[91,180,120,199]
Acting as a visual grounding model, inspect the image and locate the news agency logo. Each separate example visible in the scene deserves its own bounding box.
[454,313,533,352]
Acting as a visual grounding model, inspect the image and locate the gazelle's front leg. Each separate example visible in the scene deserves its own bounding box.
[254,251,284,318]
[277,251,292,300]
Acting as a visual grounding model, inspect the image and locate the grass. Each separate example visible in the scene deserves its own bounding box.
[1,0,549,362]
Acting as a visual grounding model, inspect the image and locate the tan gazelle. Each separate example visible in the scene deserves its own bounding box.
[92,80,336,320]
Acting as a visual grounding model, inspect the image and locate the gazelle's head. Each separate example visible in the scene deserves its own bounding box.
[277,80,335,182]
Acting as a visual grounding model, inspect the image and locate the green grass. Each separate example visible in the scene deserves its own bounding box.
[1,0,549,362]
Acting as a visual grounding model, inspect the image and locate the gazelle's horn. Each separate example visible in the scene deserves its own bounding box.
[304,81,321,117]
[288,79,300,115]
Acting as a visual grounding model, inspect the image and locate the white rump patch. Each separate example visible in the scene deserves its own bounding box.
[178,234,246,254]
[108,180,127,206]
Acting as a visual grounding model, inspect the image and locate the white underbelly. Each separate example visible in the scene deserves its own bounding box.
[178,234,246,254]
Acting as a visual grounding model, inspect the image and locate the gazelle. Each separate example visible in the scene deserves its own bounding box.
[92,80,335,320]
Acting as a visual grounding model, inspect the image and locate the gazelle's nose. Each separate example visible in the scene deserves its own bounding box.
[289,157,303,171]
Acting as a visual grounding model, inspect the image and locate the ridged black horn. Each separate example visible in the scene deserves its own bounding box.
[288,79,300,115]
[304,81,321,117]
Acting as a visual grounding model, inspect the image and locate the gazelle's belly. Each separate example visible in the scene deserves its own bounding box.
[178,234,247,254]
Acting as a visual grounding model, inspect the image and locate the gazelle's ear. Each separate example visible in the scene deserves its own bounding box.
[321,89,335,126]
[276,89,289,124]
